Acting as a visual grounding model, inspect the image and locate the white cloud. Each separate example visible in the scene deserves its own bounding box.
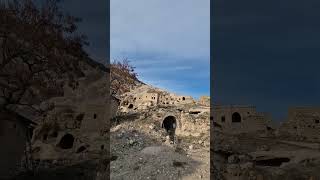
[110,0,210,97]
[110,0,210,61]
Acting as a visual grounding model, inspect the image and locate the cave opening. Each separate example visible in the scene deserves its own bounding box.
[162,116,177,142]
[58,133,74,149]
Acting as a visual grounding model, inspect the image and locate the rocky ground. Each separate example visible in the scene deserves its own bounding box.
[211,129,320,180]
[110,113,210,180]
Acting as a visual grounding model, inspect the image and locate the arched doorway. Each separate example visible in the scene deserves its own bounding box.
[232,112,241,123]
[162,116,177,142]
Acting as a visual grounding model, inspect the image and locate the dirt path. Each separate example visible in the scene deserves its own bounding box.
[110,121,209,180]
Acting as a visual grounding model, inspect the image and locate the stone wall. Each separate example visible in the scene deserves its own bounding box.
[0,111,29,179]
[212,105,270,134]
[110,96,120,119]
[136,92,159,104]
[278,107,320,142]
[179,111,210,137]
[198,96,210,106]
[120,86,196,110]
[80,104,107,133]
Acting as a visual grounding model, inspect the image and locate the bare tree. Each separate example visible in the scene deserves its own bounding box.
[110,58,139,96]
[0,0,88,114]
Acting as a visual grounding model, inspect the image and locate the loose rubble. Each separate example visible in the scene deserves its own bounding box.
[110,85,210,180]
[212,105,320,179]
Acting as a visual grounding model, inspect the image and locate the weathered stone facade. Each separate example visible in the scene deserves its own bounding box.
[116,85,210,141]
[198,96,210,106]
[0,109,35,178]
[120,85,196,112]
[212,105,271,134]
[28,66,111,169]
[110,95,120,119]
[278,107,320,142]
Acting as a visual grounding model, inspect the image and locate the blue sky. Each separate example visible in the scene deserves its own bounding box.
[213,0,320,121]
[111,0,210,99]
[59,0,320,121]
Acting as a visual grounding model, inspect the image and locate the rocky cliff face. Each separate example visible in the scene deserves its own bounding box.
[23,59,145,178]
[12,54,211,179]
[109,84,210,179]
[28,59,108,171]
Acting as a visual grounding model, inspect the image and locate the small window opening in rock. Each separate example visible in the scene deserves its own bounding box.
[210,116,213,120]
[182,97,185,100]
[267,126,272,131]
[58,133,74,149]
[221,116,225,122]
[308,125,311,128]
[232,112,241,123]
[294,126,297,129]
[101,145,104,150]
[94,114,97,119]
[189,111,201,115]
[315,120,319,124]
[128,104,134,109]
[247,112,250,114]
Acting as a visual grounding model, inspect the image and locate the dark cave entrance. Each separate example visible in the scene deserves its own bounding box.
[128,104,134,109]
[162,116,177,142]
[58,133,74,149]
